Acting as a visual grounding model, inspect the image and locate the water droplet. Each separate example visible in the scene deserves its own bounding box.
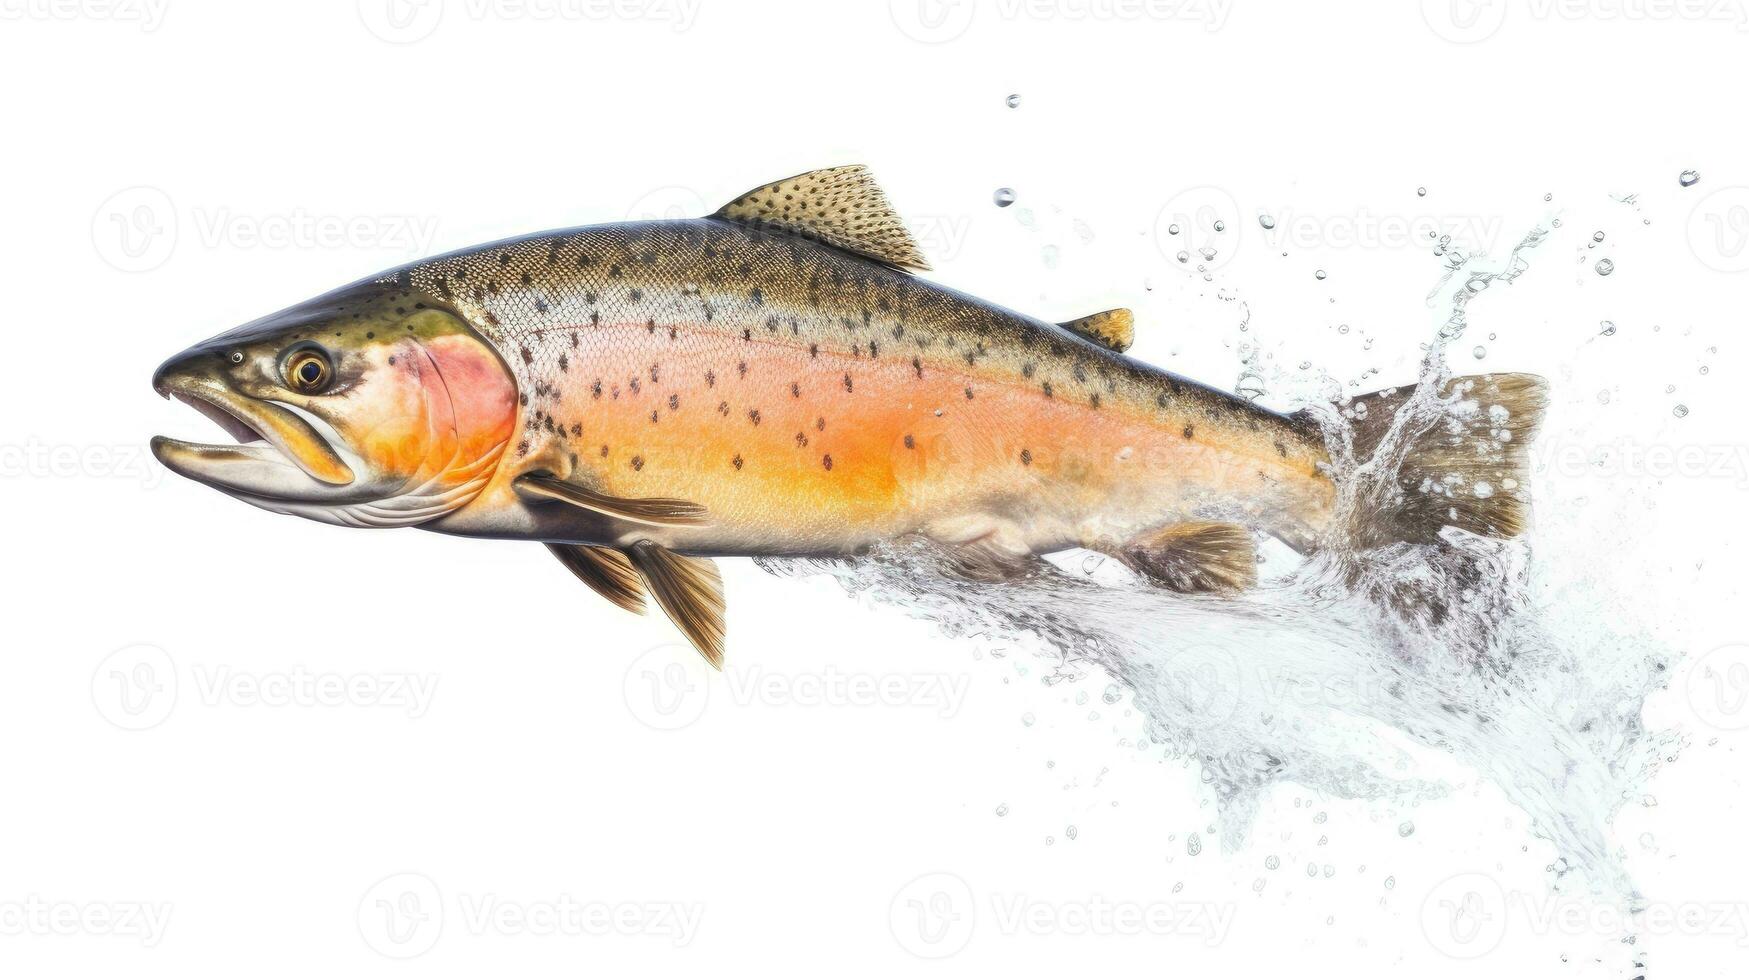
[1595,258,1615,276]
[1543,192,1553,202]
[1314,269,1327,280]
[1175,250,1189,263]
[1599,320,1616,336]
[1679,169,1700,187]
[995,803,1009,816]
[1101,684,1121,705]
[1416,186,1427,197]
[1472,345,1486,359]
[1167,223,1181,236]
[1186,833,1203,856]
[1005,93,1021,109]
[1699,365,1710,376]
[1065,824,1078,840]
[1592,231,1606,243]
[1199,247,1217,261]
[1265,855,1280,870]
[1673,404,1689,418]
[1597,390,1611,405]
[1213,219,1226,233]
[1472,482,1493,499]
[1384,876,1396,890]
[1258,213,1276,230]
[993,187,1016,208]
[1021,711,1035,726]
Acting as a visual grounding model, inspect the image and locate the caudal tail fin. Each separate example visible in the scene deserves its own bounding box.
[1335,373,1548,549]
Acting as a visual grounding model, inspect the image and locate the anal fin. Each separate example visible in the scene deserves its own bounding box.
[626,542,726,670]
[547,543,646,615]
[1116,522,1258,592]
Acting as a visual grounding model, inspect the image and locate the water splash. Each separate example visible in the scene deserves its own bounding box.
[758,224,1675,899]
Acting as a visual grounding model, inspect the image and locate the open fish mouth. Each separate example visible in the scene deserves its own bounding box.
[151,376,356,498]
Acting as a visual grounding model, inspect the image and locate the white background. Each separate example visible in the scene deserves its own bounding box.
[3,0,1748,976]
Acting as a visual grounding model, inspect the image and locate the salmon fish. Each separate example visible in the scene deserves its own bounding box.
[152,166,1546,666]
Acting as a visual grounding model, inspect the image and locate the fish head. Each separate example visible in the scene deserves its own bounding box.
[151,279,518,527]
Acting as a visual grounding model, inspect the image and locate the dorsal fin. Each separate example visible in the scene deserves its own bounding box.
[1058,309,1134,352]
[713,165,931,272]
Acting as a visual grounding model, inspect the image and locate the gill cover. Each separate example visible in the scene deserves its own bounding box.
[152,281,518,528]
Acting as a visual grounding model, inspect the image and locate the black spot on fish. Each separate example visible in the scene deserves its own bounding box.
[791,382,801,398]
[557,354,568,373]
[1090,393,1101,409]
[903,434,914,449]
[705,370,716,388]
[590,380,602,399]
[668,394,679,411]
[1021,449,1032,465]
[629,288,643,302]
[810,343,820,358]
[1275,440,1289,458]
[1041,381,1053,399]
[649,410,659,424]
[795,431,808,447]
[965,386,974,400]
[600,444,609,457]
[1022,362,1035,378]
[519,272,532,286]
[630,455,643,470]
[750,287,764,306]
[629,378,641,395]
[650,364,660,383]
[571,423,581,437]
[912,357,923,379]
[822,454,833,471]
[737,361,748,379]
[534,299,548,314]
[516,440,529,456]
[843,373,853,393]
[718,401,730,416]
[816,416,825,431]
[1183,425,1195,439]
[732,454,743,470]
[747,408,762,425]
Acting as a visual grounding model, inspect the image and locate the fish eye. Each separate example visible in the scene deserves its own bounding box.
[283,348,334,394]
[229,351,245,364]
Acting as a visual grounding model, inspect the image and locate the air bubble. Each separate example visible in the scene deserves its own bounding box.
[1186,833,1203,856]
[1673,404,1689,418]
[1314,269,1327,280]
[993,187,1016,208]
[1005,93,1021,109]
[1472,345,1486,359]
[1599,321,1616,336]
[1679,169,1700,187]
[1213,220,1226,232]
[1595,258,1615,276]
[1259,213,1276,230]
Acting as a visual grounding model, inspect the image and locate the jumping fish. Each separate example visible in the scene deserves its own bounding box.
[152,166,1546,667]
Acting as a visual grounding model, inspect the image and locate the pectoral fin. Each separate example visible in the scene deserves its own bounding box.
[1115,522,1257,592]
[516,474,708,527]
[626,542,726,670]
[547,543,646,615]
